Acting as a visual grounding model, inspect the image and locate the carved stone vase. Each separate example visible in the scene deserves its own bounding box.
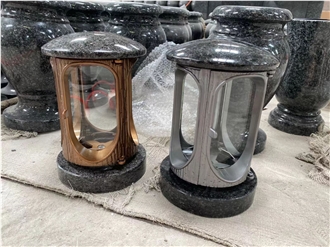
[1,1,74,132]
[188,11,204,40]
[66,1,106,32]
[105,2,166,75]
[268,19,330,135]
[209,6,293,154]
[159,6,192,44]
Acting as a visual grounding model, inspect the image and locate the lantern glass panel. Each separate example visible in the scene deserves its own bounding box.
[209,75,265,170]
[65,64,117,151]
[180,73,199,159]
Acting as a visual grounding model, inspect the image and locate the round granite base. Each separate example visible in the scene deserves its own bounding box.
[57,145,146,193]
[160,156,257,218]
[3,104,60,132]
[254,128,267,155]
[268,104,324,136]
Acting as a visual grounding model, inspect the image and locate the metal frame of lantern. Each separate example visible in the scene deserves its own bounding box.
[42,32,147,193]
[160,39,279,218]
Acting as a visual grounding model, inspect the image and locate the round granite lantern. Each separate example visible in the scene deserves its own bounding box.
[161,39,279,217]
[66,1,106,32]
[42,32,147,193]
[105,2,166,75]
[268,19,330,136]
[188,11,204,40]
[159,6,192,44]
[1,1,74,132]
[209,6,292,154]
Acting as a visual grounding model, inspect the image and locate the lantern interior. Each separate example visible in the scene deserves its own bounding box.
[65,64,117,152]
[209,75,266,180]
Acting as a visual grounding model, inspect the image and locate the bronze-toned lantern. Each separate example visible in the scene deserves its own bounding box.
[42,32,147,193]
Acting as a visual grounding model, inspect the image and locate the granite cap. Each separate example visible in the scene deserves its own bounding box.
[105,2,163,15]
[42,32,147,59]
[166,39,279,72]
[211,5,292,23]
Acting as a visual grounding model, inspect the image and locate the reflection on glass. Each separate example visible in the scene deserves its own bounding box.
[66,65,117,151]
[180,73,199,159]
[210,76,259,170]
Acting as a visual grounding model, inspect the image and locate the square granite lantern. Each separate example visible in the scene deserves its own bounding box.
[41,32,147,193]
[161,39,279,217]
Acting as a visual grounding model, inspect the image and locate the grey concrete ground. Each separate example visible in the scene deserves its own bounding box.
[1,179,218,246]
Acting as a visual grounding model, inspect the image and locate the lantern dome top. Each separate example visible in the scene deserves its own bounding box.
[42,32,147,59]
[166,39,279,72]
[210,5,292,23]
[105,2,163,15]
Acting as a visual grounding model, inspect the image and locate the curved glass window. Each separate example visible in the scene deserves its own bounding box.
[65,64,117,152]
[180,73,199,159]
[209,76,264,171]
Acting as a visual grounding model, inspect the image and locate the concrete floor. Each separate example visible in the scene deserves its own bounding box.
[1,179,219,246]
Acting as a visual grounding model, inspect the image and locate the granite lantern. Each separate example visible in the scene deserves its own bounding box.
[160,39,279,217]
[42,32,147,193]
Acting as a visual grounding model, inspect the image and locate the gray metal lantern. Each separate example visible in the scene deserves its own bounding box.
[160,39,279,218]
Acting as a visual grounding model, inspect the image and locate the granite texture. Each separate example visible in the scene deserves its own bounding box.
[209,5,292,107]
[106,2,163,15]
[190,1,323,20]
[42,32,147,59]
[268,19,330,136]
[160,156,257,218]
[105,2,166,74]
[1,1,72,22]
[159,6,192,44]
[1,1,74,132]
[188,11,204,40]
[166,39,279,72]
[57,144,146,193]
[66,1,106,32]
[210,5,292,23]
